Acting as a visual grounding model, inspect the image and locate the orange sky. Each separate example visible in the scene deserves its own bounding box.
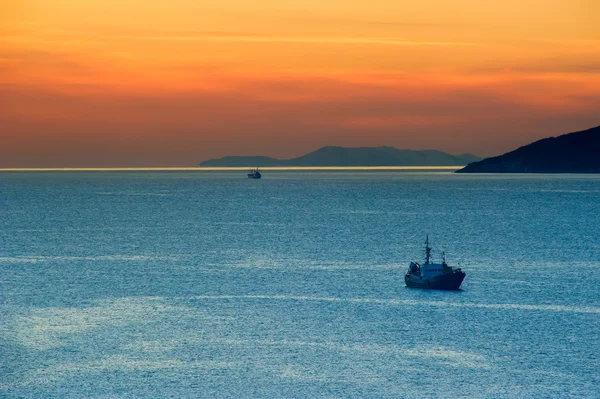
[1,0,599,166]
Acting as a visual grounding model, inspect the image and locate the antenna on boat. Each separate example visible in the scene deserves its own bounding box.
[425,235,432,264]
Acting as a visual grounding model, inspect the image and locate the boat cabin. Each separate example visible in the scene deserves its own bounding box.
[407,236,453,278]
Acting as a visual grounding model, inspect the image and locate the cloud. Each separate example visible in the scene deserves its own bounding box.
[0,28,476,47]
[127,33,476,47]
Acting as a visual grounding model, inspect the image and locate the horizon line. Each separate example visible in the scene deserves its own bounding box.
[0,166,462,172]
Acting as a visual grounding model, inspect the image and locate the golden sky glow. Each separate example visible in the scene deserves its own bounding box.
[1,0,599,166]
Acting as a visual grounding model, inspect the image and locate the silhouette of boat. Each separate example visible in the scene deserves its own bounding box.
[247,168,261,179]
[405,236,465,290]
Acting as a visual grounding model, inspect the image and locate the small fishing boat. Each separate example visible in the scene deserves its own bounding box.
[405,236,466,290]
[247,168,261,179]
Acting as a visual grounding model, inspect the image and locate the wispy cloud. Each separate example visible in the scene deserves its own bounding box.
[99,32,477,47]
[130,33,476,47]
[0,28,476,47]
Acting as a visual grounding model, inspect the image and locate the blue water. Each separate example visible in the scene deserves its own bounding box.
[1,171,599,398]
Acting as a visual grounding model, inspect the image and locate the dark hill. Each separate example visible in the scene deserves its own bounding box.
[200,146,480,167]
[457,125,600,173]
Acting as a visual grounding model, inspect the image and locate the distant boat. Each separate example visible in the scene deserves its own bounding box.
[405,236,466,290]
[247,168,261,179]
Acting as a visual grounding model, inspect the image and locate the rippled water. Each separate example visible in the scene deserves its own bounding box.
[1,171,599,398]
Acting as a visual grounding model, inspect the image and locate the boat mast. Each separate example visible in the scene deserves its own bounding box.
[425,235,432,264]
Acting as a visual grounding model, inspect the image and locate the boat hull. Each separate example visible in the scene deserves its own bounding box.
[405,271,465,290]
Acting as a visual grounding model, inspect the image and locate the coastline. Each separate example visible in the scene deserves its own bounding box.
[0,166,463,172]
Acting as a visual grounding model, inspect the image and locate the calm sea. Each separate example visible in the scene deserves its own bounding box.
[1,171,599,398]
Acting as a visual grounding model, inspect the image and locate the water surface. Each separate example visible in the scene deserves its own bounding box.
[1,171,599,398]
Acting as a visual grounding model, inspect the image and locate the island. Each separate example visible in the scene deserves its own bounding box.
[200,146,480,167]
[457,125,600,173]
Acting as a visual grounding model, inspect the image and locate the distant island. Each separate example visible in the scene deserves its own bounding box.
[457,125,600,173]
[200,146,480,167]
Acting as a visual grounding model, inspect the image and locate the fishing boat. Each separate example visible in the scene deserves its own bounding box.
[405,236,465,290]
[247,168,261,179]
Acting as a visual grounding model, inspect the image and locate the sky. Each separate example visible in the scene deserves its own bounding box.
[1,0,599,167]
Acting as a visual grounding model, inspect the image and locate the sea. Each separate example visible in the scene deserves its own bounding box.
[1,170,599,398]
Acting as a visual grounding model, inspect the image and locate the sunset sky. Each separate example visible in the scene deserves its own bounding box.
[1,0,599,167]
